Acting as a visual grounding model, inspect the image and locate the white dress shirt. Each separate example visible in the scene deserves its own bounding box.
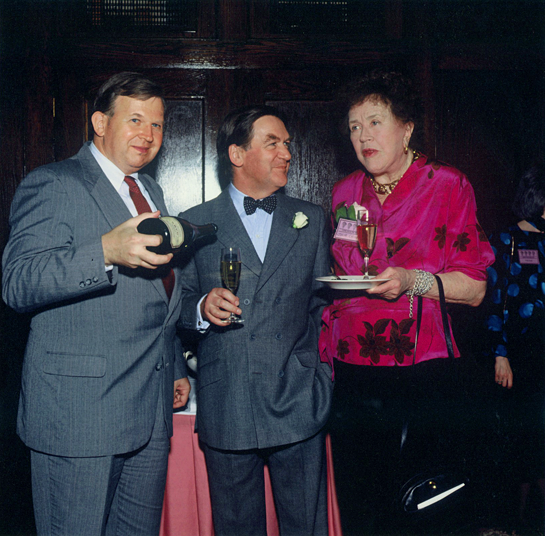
[228,183,274,263]
[90,142,158,215]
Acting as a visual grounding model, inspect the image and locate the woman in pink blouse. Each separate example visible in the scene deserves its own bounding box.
[320,70,494,534]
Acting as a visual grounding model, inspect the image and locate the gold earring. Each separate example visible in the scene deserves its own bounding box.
[404,145,408,154]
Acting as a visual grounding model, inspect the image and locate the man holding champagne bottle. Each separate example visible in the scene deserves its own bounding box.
[178,105,333,536]
[2,72,190,535]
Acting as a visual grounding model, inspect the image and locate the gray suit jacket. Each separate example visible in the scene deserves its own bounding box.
[2,142,186,457]
[179,189,333,450]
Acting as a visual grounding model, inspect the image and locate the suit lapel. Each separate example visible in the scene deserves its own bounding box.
[77,144,133,229]
[214,190,262,278]
[257,194,299,293]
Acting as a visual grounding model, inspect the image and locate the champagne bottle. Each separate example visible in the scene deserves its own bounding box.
[137,216,218,254]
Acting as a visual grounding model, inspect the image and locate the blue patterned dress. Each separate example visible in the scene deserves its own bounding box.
[486,223,545,480]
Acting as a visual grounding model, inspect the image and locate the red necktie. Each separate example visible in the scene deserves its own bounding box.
[124,176,175,300]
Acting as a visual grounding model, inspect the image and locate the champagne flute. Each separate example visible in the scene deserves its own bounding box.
[220,248,244,324]
[356,209,377,279]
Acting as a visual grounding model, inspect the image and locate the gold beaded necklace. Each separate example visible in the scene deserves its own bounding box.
[369,150,419,195]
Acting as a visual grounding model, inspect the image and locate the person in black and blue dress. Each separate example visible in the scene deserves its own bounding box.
[486,165,545,532]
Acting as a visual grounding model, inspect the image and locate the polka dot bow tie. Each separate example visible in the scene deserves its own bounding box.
[243,195,277,215]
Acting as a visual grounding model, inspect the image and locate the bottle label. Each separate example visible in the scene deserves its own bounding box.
[161,217,185,249]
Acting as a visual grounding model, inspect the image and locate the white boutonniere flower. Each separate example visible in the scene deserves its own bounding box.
[292,212,309,229]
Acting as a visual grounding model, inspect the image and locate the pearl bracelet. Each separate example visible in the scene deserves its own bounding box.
[406,269,435,318]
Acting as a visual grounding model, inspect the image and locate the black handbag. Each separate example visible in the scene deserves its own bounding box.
[394,275,473,533]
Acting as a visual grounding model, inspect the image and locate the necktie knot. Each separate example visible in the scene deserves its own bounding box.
[243,195,277,216]
[124,175,139,194]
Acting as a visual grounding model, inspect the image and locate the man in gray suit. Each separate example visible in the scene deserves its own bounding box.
[2,72,190,535]
[178,105,333,536]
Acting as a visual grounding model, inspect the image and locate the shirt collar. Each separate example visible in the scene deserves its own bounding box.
[228,183,248,218]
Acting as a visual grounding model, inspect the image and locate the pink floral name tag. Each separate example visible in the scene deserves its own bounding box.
[518,249,539,264]
[334,218,358,242]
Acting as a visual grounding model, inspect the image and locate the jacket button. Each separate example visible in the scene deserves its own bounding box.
[243,299,250,306]
[93,276,99,283]
[79,281,85,288]
[250,334,256,340]
[278,370,284,378]
[275,297,281,304]
[275,333,282,340]
[155,363,162,371]
[85,279,92,286]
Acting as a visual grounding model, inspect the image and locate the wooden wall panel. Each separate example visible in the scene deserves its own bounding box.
[435,68,545,235]
[202,70,233,200]
[152,100,206,215]
[274,101,354,215]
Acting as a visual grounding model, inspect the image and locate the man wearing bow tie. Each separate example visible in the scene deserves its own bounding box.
[178,105,333,535]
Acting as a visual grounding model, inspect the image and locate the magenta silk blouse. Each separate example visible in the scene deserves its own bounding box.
[319,154,495,368]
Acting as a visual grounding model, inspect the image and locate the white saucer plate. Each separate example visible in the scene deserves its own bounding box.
[316,276,391,290]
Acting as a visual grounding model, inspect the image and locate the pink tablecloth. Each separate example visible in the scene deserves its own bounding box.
[160,415,342,536]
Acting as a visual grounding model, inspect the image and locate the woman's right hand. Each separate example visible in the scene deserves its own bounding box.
[495,356,513,389]
[365,266,415,300]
